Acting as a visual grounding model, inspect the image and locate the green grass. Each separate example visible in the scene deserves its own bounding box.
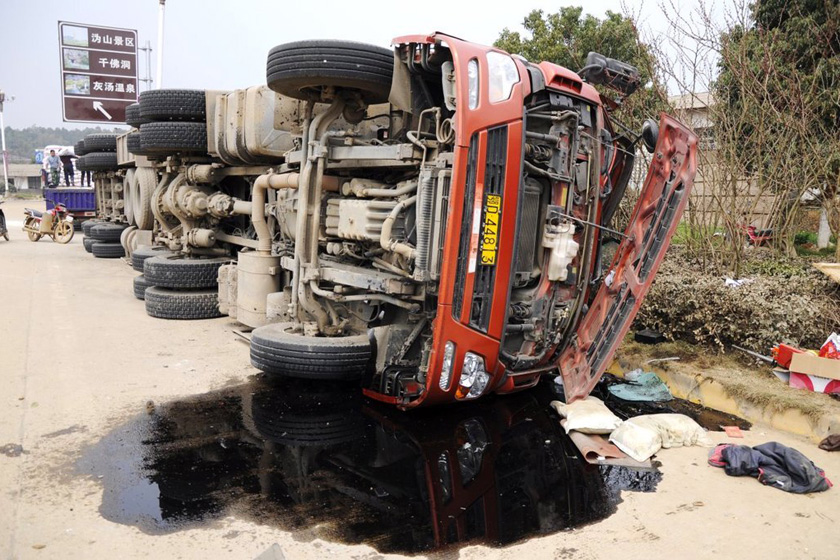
[8,191,43,200]
[671,222,725,245]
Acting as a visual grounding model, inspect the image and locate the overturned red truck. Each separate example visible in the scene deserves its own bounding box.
[238,33,697,409]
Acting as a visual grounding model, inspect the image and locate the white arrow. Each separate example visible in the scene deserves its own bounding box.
[93,101,112,120]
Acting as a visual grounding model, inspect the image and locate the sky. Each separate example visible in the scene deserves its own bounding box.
[0,0,679,129]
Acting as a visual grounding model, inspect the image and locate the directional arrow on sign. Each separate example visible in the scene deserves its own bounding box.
[93,101,113,120]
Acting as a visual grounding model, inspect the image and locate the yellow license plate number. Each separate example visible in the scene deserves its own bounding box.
[480,194,501,266]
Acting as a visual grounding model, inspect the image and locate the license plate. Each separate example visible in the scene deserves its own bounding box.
[480,194,501,266]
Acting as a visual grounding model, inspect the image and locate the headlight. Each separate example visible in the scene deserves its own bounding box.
[439,341,456,390]
[457,352,490,399]
[467,59,479,109]
[486,52,519,103]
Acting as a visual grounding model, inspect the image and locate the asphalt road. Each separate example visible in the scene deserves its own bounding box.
[1,197,839,560]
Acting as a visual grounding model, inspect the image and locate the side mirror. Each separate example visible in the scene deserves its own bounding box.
[641,118,659,153]
[579,52,640,96]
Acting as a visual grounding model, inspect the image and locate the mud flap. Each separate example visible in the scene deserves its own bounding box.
[557,114,697,402]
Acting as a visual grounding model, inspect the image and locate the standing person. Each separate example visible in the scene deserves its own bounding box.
[59,149,75,186]
[79,158,91,187]
[45,150,61,187]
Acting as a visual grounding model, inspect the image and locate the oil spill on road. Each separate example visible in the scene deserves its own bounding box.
[592,374,752,431]
[79,377,662,554]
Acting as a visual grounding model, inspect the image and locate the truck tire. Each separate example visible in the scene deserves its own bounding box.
[126,132,146,155]
[139,122,207,154]
[125,103,146,128]
[83,237,97,252]
[83,133,118,152]
[83,152,119,170]
[250,322,371,380]
[124,169,136,226]
[133,274,154,300]
[139,89,206,122]
[248,384,364,447]
[74,140,87,156]
[143,255,228,289]
[131,245,176,272]
[133,167,156,230]
[266,40,393,104]
[145,287,222,320]
[89,223,127,242]
[82,219,103,236]
[91,241,126,258]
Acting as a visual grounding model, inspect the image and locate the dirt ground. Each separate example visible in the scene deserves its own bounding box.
[1,197,839,560]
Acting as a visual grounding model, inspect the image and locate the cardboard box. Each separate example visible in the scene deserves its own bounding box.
[789,352,840,381]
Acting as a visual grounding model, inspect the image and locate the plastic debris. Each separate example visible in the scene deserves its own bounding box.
[608,369,673,402]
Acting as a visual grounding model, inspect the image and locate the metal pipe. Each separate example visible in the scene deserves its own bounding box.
[290,102,314,320]
[251,171,343,254]
[373,256,411,277]
[347,177,416,198]
[380,195,417,259]
[215,230,259,249]
[232,200,251,215]
[156,0,165,88]
[0,92,9,196]
[309,280,420,312]
[294,99,345,330]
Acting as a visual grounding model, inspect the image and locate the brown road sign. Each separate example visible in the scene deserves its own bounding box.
[58,21,138,124]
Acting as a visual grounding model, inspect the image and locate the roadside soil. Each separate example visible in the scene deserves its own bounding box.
[616,339,840,424]
[1,197,839,560]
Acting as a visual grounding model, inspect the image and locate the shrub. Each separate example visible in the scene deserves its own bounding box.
[634,248,840,352]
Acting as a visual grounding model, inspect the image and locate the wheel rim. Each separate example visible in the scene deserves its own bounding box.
[27,231,41,242]
[54,221,74,243]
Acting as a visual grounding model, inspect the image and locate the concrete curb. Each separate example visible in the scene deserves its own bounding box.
[608,361,840,443]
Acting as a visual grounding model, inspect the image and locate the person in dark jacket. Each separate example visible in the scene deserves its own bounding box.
[59,152,75,186]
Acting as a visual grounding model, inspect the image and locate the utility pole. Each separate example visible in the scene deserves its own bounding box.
[156,0,166,89]
[138,40,154,91]
[0,91,9,196]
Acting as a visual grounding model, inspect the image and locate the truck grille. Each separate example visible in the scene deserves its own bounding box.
[469,126,508,333]
[452,134,479,320]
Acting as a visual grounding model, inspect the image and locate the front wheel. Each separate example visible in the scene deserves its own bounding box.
[250,322,371,381]
[53,220,75,244]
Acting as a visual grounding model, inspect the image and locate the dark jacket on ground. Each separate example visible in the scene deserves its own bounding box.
[714,442,831,494]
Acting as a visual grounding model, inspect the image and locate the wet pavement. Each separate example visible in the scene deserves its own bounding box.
[77,376,673,554]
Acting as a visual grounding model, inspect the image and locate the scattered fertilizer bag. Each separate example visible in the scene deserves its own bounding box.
[550,396,623,435]
[609,413,714,462]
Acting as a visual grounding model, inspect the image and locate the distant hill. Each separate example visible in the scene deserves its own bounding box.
[2,125,128,163]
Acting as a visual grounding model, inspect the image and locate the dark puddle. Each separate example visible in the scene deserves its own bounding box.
[593,374,753,431]
[77,376,684,555]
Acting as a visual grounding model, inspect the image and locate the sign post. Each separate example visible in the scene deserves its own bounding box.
[58,21,138,124]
